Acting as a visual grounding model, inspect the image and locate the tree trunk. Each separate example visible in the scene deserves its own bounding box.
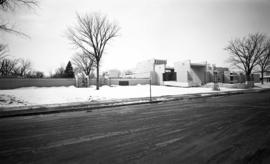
[246,72,251,82]
[96,61,99,90]
[245,72,254,88]
[261,70,264,84]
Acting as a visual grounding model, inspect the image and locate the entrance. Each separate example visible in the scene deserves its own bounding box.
[163,68,176,81]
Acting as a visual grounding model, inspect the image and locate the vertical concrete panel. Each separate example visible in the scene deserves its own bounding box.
[174,60,190,83]
[154,65,165,85]
[190,66,206,86]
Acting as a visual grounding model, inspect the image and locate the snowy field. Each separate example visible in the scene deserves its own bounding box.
[0,84,246,107]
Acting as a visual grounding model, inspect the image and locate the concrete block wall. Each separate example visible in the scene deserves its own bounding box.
[89,78,108,86]
[0,78,76,89]
[107,78,150,86]
[87,78,150,86]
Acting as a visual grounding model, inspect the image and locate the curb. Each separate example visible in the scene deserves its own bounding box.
[0,88,269,118]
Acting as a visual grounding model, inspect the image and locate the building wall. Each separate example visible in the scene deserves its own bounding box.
[222,72,261,83]
[174,60,208,86]
[87,78,150,86]
[134,59,154,78]
[224,71,231,83]
[105,78,150,86]
[154,64,166,85]
[206,64,214,82]
[189,66,206,86]
[262,77,270,83]
[265,72,270,76]
[0,78,76,89]
[134,59,166,85]
[174,60,190,83]
[261,71,270,82]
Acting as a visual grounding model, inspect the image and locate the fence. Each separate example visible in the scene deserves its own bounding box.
[87,78,150,86]
[0,78,76,89]
[108,78,150,86]
[0,77,151,89]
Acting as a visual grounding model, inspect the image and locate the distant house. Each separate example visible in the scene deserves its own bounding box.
[223,71,260,84]
[121,70,135,78]
[224,71,245,83]
[214,67,230,83]
[260,71,270,83]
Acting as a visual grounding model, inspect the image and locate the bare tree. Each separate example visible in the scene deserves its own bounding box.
[0,58,19,76]
[16,58,32,76]
[225,33,267,85]
[0,0,38,36]
[257,39,270,84]
[72,51,95,76]
[25,70,44,78]
[0,44,8,60]
[67,13,120,90]
[52,65,65,78]
[0,0,38,9]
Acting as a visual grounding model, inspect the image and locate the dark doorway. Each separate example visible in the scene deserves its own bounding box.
[119,81,129,86]
[163,68,176,81]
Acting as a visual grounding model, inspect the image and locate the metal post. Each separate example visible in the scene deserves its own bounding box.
[149,72,152,102]
[150,77,152,102]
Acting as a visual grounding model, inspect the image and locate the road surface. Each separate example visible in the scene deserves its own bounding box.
[1,91,270,163]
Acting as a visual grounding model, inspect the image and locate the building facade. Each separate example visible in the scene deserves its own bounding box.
[134,58,167,85]
[134,59,229,86]
[173,60,214,86]
[131,58,261,86]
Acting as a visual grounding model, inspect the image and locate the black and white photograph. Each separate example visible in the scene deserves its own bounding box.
[1,0,270,163]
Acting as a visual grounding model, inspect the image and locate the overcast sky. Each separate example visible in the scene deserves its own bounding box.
[2,0,270,75]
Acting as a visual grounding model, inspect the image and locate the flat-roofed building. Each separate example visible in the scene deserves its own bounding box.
[173,60,211,86]
[134,58,167,85]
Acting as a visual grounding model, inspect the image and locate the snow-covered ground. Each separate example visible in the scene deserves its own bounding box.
[0,84,246,107]
[254,83,270,89]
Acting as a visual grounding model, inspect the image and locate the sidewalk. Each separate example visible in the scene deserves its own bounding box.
[1,87,269,118]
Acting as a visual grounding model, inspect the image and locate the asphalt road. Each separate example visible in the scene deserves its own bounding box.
[1,91,270,164]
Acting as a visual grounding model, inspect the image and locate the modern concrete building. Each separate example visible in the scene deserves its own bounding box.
[173,60,213,87]
[214,67,230,83]
[222,71,260,84]
[134,58,167,85]
[134,59,233,87]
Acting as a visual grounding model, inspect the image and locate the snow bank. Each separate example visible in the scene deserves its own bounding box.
[254,83,270,89]
[164,81,189,87]
[0,85,243,107]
